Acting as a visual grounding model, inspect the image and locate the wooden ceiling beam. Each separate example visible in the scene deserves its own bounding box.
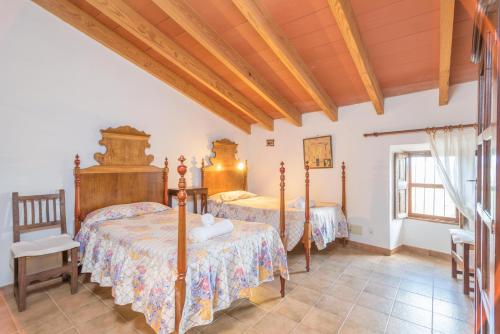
[85,0,274,131]
[233,0,338,121]
[439,0,456,106]
[32,0,252,134]
[328,0,384,115]
[152,0,302,126]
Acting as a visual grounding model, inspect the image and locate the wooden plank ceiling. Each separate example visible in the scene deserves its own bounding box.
[34,0,477,133]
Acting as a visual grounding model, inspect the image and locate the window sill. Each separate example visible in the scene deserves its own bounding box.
[406,216,458,225]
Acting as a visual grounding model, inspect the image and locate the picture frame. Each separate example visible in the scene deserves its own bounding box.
[303,135,333,169]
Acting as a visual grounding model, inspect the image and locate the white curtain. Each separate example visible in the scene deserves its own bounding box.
[428,127,476,227]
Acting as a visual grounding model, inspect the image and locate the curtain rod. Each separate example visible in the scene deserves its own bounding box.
[363,123,477,138]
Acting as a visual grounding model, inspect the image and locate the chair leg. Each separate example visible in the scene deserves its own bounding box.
[13,258,18,300]
[70,248,78,294]
[62,250,69,282]
[17,257,27,312]
[451,238,457,279]
[464,243,470,295]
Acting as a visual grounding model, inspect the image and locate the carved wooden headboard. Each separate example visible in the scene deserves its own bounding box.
[74,126,168,234]
[201,139,247,196]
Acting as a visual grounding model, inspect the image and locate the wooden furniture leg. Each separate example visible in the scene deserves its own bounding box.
[464,243,470,295]
[17,256,27,312]
[202,193,208,214]
[62,250,69,282]
[70,248,78,294]
[13,258,18,299]
[193,192,198,214]
[451,237,457,278]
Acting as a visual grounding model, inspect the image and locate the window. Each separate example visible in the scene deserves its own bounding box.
[394,151,457,223]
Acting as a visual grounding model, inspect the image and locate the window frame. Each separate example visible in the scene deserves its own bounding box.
[407,151,458,225]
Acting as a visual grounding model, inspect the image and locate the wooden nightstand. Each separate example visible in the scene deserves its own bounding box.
[167,187,208,214]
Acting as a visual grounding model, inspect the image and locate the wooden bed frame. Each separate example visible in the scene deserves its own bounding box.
[201,139,287,289]
[74,127,285,333]
[202,139,347,272]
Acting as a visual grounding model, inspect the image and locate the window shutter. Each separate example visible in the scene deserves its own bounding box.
[394,153,409,219]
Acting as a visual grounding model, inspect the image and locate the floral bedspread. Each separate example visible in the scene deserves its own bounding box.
[208,196,348,251]
[76,209,288,334]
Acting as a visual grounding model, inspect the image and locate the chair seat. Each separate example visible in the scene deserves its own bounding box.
[449,228,475,245]
[11,234,79,258]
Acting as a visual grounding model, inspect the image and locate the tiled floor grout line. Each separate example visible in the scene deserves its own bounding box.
[292,260,348,333]
[335,261,375,333]
[382,277,402,334]
[80,277,140,333]
[45,290,79,334]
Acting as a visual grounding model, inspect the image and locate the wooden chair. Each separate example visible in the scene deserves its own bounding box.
[11,190,79,311]
[450,228,475,295]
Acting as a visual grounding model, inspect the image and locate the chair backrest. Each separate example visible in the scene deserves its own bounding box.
[12,189,67,242]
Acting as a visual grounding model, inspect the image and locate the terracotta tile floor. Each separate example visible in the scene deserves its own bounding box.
[0,245,474,334]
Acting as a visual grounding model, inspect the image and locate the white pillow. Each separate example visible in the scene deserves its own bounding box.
[84,202,169,224]
[209,191,257,203]
[287,196,316,210]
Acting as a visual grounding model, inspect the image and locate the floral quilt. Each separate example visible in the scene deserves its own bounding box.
[207,196,348,251]
[76,209,288,334]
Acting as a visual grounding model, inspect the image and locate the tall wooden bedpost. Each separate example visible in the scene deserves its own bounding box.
[74,154,81,235]
[201,158,205,188]
[175,156,187,333]
[304,161,311,272]
[341,162,348,247]
[341,161,346,216]
[163,157,169,206]
[279,161,286,297]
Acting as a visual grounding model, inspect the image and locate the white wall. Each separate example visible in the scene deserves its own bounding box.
[247,82,477,251]
[0,1,249,286]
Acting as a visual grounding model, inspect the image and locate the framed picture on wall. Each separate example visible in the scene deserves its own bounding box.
[303,135,333,169]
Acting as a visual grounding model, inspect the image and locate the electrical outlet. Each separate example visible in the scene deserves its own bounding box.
[349,224,363,235]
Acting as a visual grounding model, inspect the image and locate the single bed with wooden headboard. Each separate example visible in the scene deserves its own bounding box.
[74,126,169,233]
[73,127,288,334]
[202,139,348,272]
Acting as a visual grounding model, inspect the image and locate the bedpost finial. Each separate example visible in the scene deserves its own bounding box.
[74,154,80,168]
[165,157,168,168]
[177,155,187,204]
[305,161,310,171]
[177,155,187,176]
[280,161,285,175]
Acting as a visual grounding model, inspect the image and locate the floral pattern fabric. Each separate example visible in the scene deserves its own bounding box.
[76,209,288,334]
[84,202,169,224]
[208,196,348,251]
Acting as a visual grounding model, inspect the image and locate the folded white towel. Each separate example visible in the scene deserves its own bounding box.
[189,219,234,242]
[287,196,315,210]
[201,213,215,226]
